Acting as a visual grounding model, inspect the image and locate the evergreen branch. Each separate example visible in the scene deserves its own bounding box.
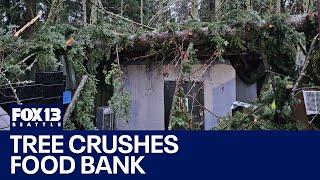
[0,72,22,105]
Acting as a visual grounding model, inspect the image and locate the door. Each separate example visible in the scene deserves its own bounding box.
[164,81,204,130]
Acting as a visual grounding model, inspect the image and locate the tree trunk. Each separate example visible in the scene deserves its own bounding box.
[63,75,89,125]
[24,0,36,37]
[191,0,199,20]
[245,0,251,10]
[306,0,313,12]
[120,0,124,15]
[83,0,87,26]
[128,14,312,49]
[46,0,64,25]
[275,0,281,13]
[90,0,98,24]
[140,0,144,25]
[318,0,320,36]
[214,0,221,15]
[291,0,304,14]
[158,0,163,25]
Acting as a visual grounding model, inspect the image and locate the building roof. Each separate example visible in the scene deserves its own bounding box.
[0,107,10,131]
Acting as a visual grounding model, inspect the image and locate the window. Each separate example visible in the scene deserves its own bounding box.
[303,91,320,115]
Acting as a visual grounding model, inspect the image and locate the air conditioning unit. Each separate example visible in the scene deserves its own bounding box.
[96,106,114,130]
[302,91,320,115]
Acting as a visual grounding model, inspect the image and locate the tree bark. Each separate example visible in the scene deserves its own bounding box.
[307,0,314,12]
[120,0,124,15]
[275,0,281,13]
[191,0,199,20]
[128,14,312,48]
[46,0,64,26]
[83,0,87,26]
[140,0,144,25]
[291,0,320,94]
[214,0,221,15]
[158,0,164,25]
[318,0,320,36]
[90,0,98,24]
[245,0,251,10]
[24,0,37,36]
[14,13,42,38]
[63,75,89,125]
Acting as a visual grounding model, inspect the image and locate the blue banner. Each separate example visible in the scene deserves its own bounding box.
[1,105,319,179]
[0,131,320,180]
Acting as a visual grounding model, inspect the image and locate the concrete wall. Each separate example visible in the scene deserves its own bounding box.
[115,65,164,130]
[115,61,236,130]
[204,63,236,129]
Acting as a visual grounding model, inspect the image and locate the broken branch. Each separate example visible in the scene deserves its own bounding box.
[292,33,319,95]
[14,12,42,38]
[63,75,89,125]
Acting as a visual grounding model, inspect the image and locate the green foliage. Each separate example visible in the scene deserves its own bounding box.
[105,63,131,122]
[171,87,192,130]
[70,22,134,123]
[218,76,298,130]
[24,27,67,70]
[254,15,302,77]
[66,45,96,130]
[182,42,198,76]
[67,45,87,77]
[0,25,69,84]
[27,20,136,129]
[170,42,202,130]
[72,77,97,130]
[170,85,202,130]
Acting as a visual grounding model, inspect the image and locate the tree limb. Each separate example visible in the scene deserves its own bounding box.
[14,12,42,38]
[292,33,319,95]
[63,75,89,125]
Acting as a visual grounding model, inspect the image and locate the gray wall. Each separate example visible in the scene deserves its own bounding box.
[115,61,236,130]
[203,63,236,129]
[115,65,165,130]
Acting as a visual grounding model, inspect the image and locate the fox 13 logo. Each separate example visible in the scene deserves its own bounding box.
[10,105,63,131]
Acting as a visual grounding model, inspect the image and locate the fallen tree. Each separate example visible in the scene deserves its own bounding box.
[1,10,319,130]
[126,14,314,50]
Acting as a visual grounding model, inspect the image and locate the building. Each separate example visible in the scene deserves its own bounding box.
[114,57,259,130]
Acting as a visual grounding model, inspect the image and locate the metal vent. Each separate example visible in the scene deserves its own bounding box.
[303,91,320,115]
[96,107,114,130]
